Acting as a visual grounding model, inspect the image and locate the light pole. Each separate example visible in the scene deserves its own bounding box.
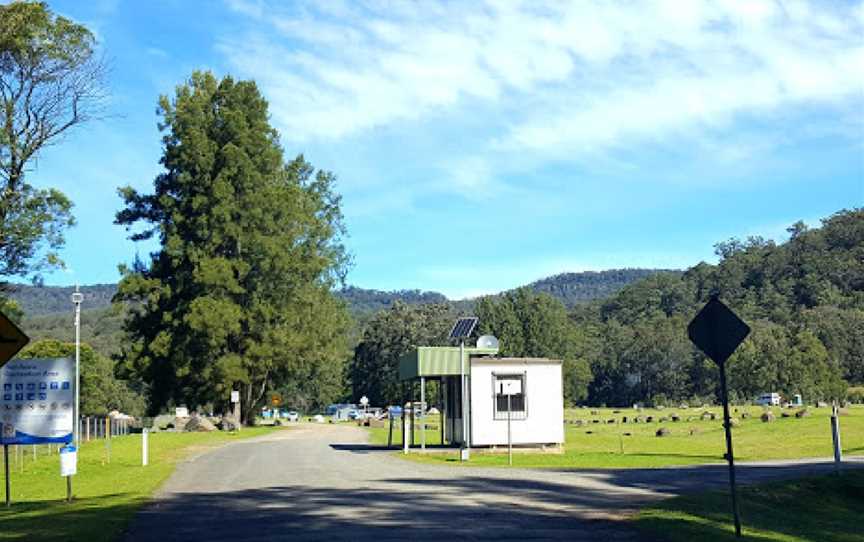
[71,286,83,447]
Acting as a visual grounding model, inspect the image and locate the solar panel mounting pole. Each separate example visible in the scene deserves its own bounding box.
[450,317,478,463]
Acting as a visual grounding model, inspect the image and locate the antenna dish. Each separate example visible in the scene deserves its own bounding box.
[476,335,500,349]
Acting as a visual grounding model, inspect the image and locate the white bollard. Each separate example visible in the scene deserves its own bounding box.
[831,406,842,473]
[142,428,149,466]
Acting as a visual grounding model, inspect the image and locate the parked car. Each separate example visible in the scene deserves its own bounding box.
[285,411,299,422]
[755,392,781,406]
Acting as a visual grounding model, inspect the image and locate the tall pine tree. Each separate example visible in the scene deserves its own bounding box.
[115,72,350,421]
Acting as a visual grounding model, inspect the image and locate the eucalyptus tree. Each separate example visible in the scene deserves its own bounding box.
[0,1,106,287]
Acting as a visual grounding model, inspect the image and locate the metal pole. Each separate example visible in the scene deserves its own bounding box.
[66,473,72,502]
[507,393,513,466]
[440,380,445,445]
[831,404,842,473]
[142,429,149,466]
[420,377,426,451]
[460,339,470,460]
[72,287,83,449]
[402,407,409,454]
[4,444,9,507]
[719,363,742,538]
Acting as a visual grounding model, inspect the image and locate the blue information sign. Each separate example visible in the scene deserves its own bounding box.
[0,358,74,445]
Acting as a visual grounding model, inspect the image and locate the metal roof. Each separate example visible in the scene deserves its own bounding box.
[398,346,499,381]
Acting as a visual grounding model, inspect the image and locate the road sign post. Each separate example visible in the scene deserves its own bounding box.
[3,445,8,507]
[688,295,750,539]
[231,390,241,428]
[507,393,512,466]
[497,379,521,466]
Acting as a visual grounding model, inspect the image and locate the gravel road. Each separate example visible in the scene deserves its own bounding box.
[122,423,862,542]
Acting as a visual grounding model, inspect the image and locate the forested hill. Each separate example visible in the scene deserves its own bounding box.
[337,287,448,314]
[8,268,665,317]
[528,269,677,307]
[7,283,117,316]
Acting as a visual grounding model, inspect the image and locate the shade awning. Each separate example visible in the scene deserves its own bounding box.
[399,346,499,381]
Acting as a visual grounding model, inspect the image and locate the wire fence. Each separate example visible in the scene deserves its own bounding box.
[80,416,133,441]
[2,416,135,474]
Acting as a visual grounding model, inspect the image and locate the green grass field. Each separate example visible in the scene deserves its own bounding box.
[634,469,864,541]
[0,427,278,542]
[367,405,864,468]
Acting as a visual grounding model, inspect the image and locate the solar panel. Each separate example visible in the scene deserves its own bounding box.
[449,317,478,340]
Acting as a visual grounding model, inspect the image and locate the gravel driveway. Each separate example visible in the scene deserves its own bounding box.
[122,423,862,542]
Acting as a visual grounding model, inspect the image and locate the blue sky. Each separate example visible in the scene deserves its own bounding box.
[20,0,864,299]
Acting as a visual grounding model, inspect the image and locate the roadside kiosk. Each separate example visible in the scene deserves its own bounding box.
[398,341,564,451]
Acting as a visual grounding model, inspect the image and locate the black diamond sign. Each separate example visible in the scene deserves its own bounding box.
[688,295,750,366]
[0,310,29,368]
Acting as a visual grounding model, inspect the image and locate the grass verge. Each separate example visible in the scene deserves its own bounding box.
[0,426,279,542]
[633,469,864,541]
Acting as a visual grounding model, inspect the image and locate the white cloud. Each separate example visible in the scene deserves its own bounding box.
[222,0,863,145]
[219,0,864,199]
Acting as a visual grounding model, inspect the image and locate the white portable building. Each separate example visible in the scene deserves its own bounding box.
[398,347,564,448]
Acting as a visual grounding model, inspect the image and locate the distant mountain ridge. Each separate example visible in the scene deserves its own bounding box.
[527,269,679,308]
[7,268,674,317]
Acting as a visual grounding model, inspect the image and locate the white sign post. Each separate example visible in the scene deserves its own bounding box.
[142,428,149,466]
[497,379,522,466]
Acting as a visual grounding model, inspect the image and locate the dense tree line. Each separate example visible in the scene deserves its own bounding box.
[580,209,862,406]
[347,209,861,409]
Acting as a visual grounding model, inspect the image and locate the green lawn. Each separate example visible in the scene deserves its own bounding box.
[0,427,279,542]
[368,405,864,468]
[634,469,864,541]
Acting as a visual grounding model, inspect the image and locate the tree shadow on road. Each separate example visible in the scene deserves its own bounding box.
[0,493,145,542]
[329,443,456,454]
[123,476,646,542]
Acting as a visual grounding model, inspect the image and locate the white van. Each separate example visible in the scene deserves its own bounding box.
[755,392,781,406]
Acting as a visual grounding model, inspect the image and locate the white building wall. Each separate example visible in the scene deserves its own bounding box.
[469,359,564,446]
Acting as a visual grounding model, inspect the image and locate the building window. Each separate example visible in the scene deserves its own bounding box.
[493,373,527,420]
